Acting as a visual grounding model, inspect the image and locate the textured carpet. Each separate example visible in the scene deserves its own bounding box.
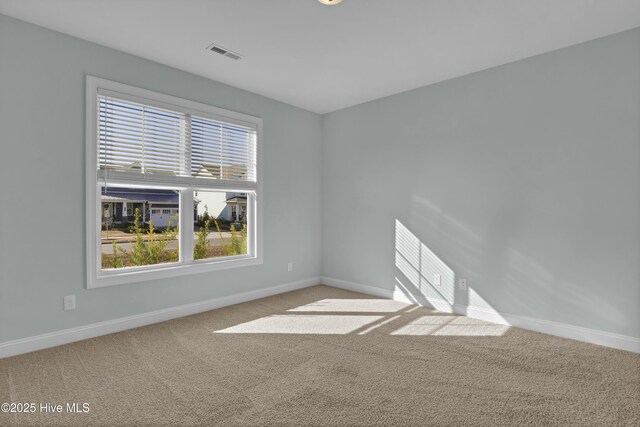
[0,285,638,426]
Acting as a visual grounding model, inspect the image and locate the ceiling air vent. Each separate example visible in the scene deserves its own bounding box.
[206,43,244,60]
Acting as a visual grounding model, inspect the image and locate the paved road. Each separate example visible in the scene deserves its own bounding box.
[101,232,232,254]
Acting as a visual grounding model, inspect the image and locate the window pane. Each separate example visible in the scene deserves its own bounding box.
[101,186,180,269]
[194,190,249,260]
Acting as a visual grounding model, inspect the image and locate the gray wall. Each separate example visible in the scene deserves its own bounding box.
[322,28,640,338]
[0,15,322,342]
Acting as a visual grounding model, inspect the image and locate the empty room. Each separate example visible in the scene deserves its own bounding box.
[0,1,639,426]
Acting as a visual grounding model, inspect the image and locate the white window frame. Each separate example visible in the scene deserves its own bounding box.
[86,76,263,289]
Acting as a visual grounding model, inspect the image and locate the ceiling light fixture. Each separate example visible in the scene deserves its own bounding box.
[318,0,343,5]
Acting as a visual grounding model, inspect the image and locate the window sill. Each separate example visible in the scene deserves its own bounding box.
[88,256,262,289]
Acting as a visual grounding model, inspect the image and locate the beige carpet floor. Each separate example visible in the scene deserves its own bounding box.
[0,285,638,426]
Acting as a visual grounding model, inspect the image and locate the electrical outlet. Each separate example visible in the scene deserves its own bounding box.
[63,295,76,311]
[458,279,468,291]
[433,274,441,285]
[287,262,293,272]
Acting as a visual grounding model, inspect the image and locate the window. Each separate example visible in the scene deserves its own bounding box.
[86,76,262,288]
[194,190,249,261]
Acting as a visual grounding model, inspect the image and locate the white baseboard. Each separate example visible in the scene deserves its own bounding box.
[393,290,456,313]
[322,276,640,353]
[322,277,394,299]
[0,277,321,359]
[457,304,640,353]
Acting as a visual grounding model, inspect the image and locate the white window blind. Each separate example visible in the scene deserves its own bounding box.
[98,92,257,188]
[191,116,257,182]
[99,96,185,175]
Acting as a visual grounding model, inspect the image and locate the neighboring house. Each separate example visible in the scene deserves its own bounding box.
[195,164,249,222]
[101,187,198,228]
[194,191,247,222]
[101,164,248,227]
[195,163,248,181]
[225,193,247,222]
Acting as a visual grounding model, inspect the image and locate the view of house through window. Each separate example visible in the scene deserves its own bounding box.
[101,186,180,269]
[101,187,250,269]
[194,190,249,261]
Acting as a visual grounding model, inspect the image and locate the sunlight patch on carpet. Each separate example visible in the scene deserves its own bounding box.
[288,299,410,313]
[214,315,384,334]
[391,315,510,336]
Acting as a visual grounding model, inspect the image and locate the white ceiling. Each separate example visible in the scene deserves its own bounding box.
[1,0,639,114]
